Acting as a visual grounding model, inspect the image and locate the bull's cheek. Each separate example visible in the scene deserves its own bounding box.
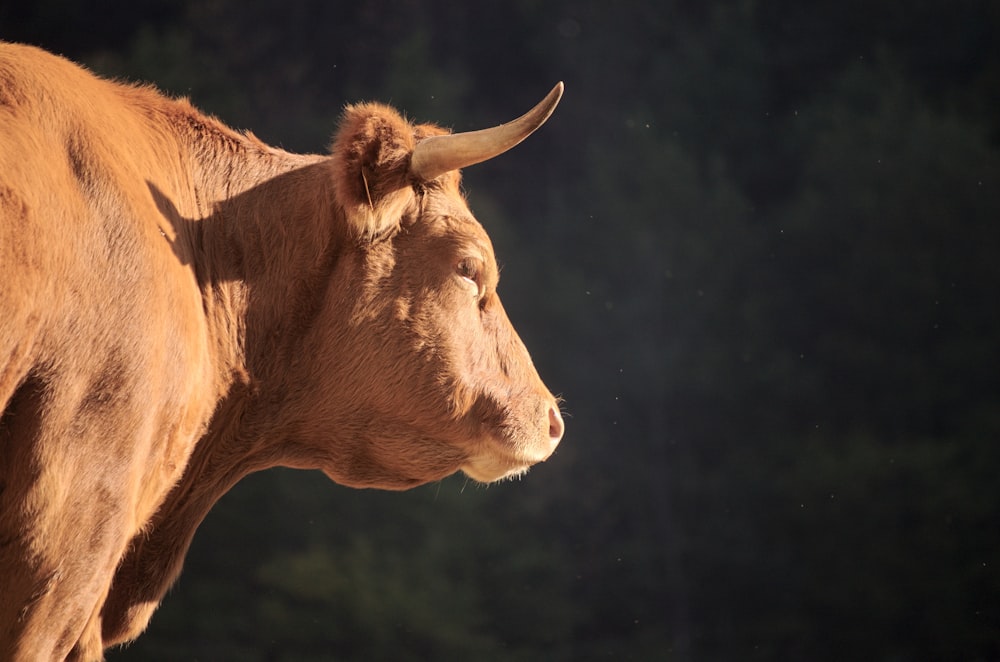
[374,423,472,481]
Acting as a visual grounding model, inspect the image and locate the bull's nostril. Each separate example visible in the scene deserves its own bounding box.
[548,405,565,443]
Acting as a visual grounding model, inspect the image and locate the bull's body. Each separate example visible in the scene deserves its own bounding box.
[0,42,563,660]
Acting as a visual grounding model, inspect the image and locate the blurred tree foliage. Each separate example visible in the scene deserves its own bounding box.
[3,0,999,659]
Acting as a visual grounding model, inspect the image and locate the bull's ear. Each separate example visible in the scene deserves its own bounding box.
[330,103,417,239]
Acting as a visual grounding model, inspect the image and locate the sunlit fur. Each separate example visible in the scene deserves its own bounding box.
[0,42,562,661]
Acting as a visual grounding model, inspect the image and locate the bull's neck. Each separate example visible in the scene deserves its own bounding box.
[103,118,352,641]
[178,126,358,481]
[182,128,344,393]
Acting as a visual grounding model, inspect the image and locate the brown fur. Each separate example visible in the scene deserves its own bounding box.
[0,42,563,660]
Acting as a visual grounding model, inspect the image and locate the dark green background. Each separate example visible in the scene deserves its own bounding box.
[4,1,999,659]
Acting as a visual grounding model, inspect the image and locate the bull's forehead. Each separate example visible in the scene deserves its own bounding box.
[420,187,495,259]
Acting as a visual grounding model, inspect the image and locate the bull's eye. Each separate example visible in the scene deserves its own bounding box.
[456,257,483,296]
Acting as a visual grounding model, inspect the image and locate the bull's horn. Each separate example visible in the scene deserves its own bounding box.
[409,82,564,182]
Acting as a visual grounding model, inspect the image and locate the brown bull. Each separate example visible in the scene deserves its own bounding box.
[0,42,564,660]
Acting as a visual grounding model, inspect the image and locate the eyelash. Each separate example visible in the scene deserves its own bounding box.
[457,258,478,280]
[457,258,483,294]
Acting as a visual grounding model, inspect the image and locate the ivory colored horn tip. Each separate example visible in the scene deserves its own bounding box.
[550,81,565,104]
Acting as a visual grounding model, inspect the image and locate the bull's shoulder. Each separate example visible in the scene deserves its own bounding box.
[0,42,63,109]
[0,43,216,359]
[0,42,116,116]
[0,42,219,163]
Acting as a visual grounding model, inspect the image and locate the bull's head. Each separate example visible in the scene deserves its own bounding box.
[300,84,565,489]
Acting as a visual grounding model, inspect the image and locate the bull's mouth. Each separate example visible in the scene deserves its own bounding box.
[458,397,563,483]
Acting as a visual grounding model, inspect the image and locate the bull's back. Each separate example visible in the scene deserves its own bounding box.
[0,42,216,659]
